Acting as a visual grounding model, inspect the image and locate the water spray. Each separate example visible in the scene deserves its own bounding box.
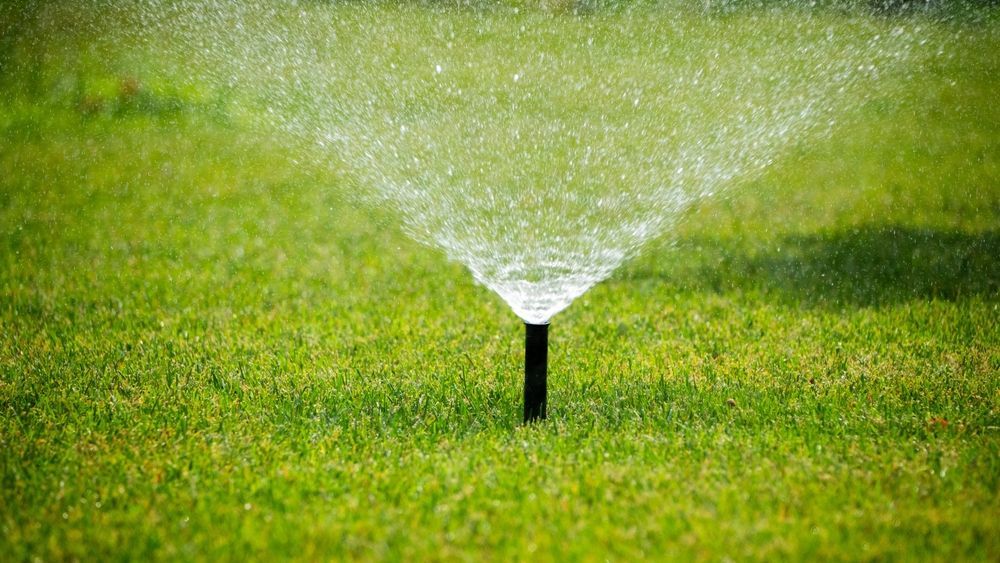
[523,322,548,422]
[137,1,921,426]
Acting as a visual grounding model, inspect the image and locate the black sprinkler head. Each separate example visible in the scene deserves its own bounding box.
[523,322,549,422]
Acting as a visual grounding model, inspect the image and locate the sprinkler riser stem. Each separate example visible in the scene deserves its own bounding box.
[523,322,548,422]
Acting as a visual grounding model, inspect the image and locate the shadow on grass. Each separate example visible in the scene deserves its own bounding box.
[631,225,1000,307]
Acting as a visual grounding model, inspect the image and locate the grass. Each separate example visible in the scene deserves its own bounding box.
[2,1,999,560]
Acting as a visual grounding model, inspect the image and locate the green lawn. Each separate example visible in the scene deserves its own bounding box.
[2,1,999,560]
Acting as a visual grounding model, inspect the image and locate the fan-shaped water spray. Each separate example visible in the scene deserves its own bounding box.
[123,0,927,420]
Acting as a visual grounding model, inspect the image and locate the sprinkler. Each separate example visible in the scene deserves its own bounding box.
[523,322,548,422]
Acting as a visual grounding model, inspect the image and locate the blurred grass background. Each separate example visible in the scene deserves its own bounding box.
[1,1,998,560]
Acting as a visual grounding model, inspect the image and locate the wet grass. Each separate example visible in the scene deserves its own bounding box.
[2,2,999,561]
